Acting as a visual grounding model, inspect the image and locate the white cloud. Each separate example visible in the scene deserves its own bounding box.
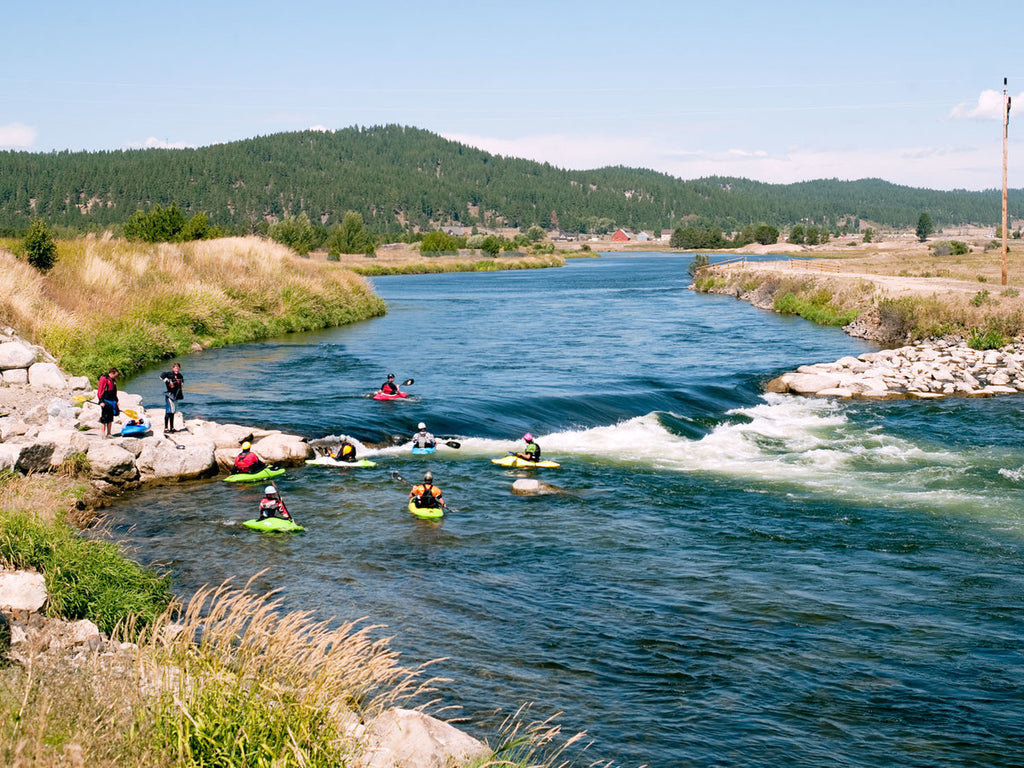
[308,125,332,133]
[949,89,1019,120]
[0,123,37,149]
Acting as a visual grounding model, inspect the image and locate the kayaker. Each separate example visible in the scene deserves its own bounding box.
[233,441,267,475]
[380,373,401,395]
[515,433,541,463]
[410,471,446,510]
[96,367,120,439]
[258,486,291,520]
[159,362,184,433]
[413,422,436,449]
[332,438,358,463]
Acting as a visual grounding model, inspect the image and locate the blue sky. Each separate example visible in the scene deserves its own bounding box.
[2,0,1021,191]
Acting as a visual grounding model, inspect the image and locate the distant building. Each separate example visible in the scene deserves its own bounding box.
[611,229,630,241]
[660,229,674,241]
[636,231,652,242]
[441,225,468,236]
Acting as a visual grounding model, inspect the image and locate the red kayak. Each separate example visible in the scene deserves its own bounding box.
[372,390,408,400]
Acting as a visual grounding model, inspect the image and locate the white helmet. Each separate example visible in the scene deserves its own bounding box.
[418,422,426,430]
[264,486,277,495]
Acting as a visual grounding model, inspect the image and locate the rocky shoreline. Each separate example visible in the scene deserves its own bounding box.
[765,338,1024,399]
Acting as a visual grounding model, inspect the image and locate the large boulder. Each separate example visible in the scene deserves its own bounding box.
[35,428,90,466]
[0,341,36,370]
[357,708,490,768]
[252,432,312,465]
[46,397,76,421]
[0,570,48,614]
[27,362,67,389]
[0,440,56,473]
[136,439,218,481]
[87,441,140,483]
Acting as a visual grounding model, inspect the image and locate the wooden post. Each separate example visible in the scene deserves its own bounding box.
[1002,78,1010,285]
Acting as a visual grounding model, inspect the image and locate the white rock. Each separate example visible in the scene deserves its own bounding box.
[68,375,91,391]
[0,570,48,613]
[46,397,76,420]
[1,368,29,385]
[136,439,218,481]
[358,708,490,768]
[27,362,66,388]
[0,341,37,370]
[780,372,841,395]
[86,442,140,483]
[252,432,312,463]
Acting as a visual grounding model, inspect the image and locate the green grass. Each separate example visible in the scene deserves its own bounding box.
[0,506,172,635]
[773,291,860,326]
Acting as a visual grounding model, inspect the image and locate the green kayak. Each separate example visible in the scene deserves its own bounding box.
[224,467,286,483]
[242,517,304,533]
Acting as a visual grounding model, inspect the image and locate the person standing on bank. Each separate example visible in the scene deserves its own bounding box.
[160,362,184,433]
[97,367,120,438]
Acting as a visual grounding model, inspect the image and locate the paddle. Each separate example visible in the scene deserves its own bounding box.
[164,432,185,450]
[390,470,456,513]
[71,395,139,420]
[444,440,461,449]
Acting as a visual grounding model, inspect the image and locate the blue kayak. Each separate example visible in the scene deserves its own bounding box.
[411,445,436,455]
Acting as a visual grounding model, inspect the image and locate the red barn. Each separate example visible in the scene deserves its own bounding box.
[610,229,630,241]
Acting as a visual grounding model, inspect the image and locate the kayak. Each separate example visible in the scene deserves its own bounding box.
[373,391,408,400]
[491,455,561,469]
[121,418,152,437]
[408,499,444,520]
[242,517,304,533]
[305,456,377,468]
[224,467,286,483]
[410,445,436,455]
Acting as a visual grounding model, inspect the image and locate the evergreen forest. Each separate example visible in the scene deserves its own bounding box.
[0,125,1020,237]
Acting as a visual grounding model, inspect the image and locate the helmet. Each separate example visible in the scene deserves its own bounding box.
[423,471,434,482]
[387,373,395,379]
[241,441,251,450]
[524,433,533,441]
[264,486,276,495]
[418,422,426,430]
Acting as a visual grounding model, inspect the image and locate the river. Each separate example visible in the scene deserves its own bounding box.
[110,253,1024,768]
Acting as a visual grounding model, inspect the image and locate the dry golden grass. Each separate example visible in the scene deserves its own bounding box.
[0,235,386,379]
[0,473,88,526]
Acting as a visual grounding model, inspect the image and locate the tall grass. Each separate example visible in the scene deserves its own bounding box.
[351,254,565,276]
[0,235,386,380]
[134,578,441,767]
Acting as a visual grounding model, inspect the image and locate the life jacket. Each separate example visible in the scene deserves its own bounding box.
[234,450,262,473]
[523,441,541,461]
[381,381,398,394]
[259,497,289,519]
[339,443,356,461]
[97,375,117,402]
[414,431,435,448]
[411,484,442,507]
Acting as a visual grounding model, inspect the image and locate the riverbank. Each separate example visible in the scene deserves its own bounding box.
[305,243,572,275]
[691,238,1024,399]
[0,235,387,380]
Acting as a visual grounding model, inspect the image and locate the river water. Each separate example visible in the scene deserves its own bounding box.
[110,253,1024,768]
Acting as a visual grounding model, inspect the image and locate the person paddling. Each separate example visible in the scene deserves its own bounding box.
[258,486,291,520]
[410,471,446,510]
[413,422,436,450]
[332,438,358,463]
[515,433,541,463]
[233,441,267,474]
[380,373,401,396]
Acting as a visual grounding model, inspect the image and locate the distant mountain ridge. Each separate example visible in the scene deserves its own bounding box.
[0,125,1020,235]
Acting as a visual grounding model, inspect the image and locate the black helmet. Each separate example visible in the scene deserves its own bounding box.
[423,471,433,482]
[387,373,395,379]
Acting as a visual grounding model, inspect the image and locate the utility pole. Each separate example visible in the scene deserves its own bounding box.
[1002,77,1011,285]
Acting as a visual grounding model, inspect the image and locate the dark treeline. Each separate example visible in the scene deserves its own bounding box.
[0,125,1020,236]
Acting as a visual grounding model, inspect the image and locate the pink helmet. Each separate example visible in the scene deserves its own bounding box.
[523,433,533,441]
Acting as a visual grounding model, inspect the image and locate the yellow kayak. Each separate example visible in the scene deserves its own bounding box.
[408,499,444,520]
[491,455,561,469]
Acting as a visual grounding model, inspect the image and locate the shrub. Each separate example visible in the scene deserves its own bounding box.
[24,218,58,272]
[969,327,1009,350]
[970,290,990,307]
[687,253,709,277]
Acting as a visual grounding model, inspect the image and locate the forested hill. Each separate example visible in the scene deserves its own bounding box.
[0,125,1020,235]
